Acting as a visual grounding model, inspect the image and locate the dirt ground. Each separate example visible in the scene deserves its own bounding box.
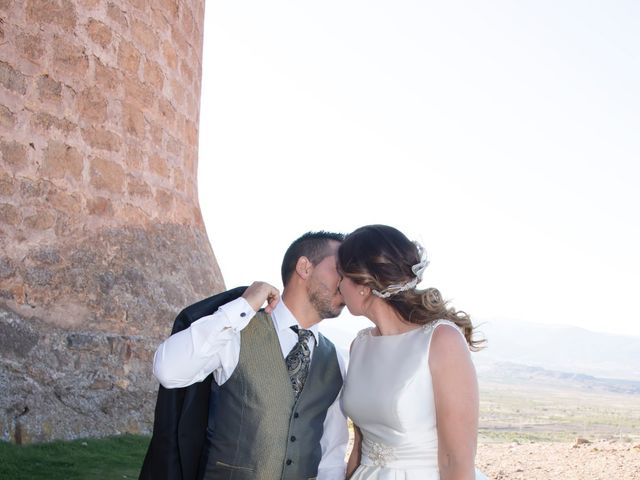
[476,440,640,480]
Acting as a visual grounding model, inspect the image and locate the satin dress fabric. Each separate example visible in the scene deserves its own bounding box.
[341,320,488,480]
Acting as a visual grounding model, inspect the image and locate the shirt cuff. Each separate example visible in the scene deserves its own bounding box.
[217,296,256,332]
[317,465,347,480]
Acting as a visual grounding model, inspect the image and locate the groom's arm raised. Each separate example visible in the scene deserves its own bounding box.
[153,281,280,388]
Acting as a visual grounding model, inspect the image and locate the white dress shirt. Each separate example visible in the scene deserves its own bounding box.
[153,297,348,480]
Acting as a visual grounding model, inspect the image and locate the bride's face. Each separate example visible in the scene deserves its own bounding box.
[338,275,365,316]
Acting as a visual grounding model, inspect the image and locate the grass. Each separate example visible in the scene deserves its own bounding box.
[0,434,150,480]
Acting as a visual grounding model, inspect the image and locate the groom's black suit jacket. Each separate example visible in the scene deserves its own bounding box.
[139,286,248,480]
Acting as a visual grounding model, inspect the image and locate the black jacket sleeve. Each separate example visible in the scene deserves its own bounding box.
[139,286,248,480]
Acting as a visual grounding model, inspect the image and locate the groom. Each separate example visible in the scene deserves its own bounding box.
[139,231,348,480]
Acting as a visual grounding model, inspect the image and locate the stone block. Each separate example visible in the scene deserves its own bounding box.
[106,2,128,28]
[31,111,77,134]
[165,134,181,156]
[180,59,194,85]
[126,175,152,198]
[53,213,75,237]
[0,256,15,278]
[26,0,78,31]
[125,143,144,171]
[24,265,54,285]
[158,0,179,20]
[173,167,185,192]
[52,37,89,80]
[185,119,198,146]
[149,121,163,144]
[155,188,173,211]
[81,127,122,152]
[87,19,112,48]
[77,87,108,124]
[42,142,83,180]
[87,196,113,216]
[162,40,178,70]
[1,140,28,171]
[19,177,52,199]
[90,156,125,193]
[16,33,45,62]
[149,5,170,31]
[0,173,15,196]
[0,316,39,358]
[158,97,175,125]
[124,77,154,109]
[0,203,21,226]
[29,246,62,265]
[171,24,189,58]
[120,203,149,223]
[144,59,164,91]
[132,19,157,53]
[46,189,82,216]
[0,61,27,95]
[170,78,185,107]
[128,0,146,12]
[117,39,141,75]
[181,5,194,36]
[94,57,120,93]
[148,154,169,178]
[0,105,15,129]
[24,210,56,230]
[122,102,145,138]
[37,75,62,103]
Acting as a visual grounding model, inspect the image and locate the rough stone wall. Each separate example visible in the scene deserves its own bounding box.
[0,0,224,443]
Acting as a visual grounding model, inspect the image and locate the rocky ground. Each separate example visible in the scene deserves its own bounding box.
[476,440,640,479]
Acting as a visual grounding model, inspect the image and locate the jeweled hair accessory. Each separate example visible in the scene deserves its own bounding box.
[371,241,429,299]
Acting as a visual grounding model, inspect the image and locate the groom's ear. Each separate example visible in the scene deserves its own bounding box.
[295,256,313,280]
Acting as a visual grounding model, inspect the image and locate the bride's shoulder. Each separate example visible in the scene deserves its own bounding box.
[356,327,374,339]
[347,327,373,355]
[420,320,463,343]
[424,319,460,332]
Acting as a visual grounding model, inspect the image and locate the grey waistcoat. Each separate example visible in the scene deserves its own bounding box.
[201,311,343,480]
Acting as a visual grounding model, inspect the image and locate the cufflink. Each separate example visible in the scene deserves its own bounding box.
[240,312,246,317]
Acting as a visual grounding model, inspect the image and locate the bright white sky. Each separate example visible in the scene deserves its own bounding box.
[198,1,640,338]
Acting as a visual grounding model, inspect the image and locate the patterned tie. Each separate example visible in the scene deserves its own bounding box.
[285,326,314,398]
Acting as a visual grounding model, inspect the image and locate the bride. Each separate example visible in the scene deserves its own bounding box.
[337,225,487,480]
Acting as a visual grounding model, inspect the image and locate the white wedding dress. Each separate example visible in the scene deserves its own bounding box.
[341,320,488,480]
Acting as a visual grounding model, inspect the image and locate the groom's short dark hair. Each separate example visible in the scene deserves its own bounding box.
[281,231,345,286]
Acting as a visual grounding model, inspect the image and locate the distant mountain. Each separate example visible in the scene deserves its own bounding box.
[319,316,640,383]
[473,319,640,381]
[476,361,640,395]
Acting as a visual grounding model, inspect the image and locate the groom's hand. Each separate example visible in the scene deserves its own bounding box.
[242,281,281,314]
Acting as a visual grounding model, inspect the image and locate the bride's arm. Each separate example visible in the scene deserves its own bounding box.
[430,324,479,480]
[345,423,362,479]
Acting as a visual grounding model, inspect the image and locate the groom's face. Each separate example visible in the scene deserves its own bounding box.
[306,241,345,319]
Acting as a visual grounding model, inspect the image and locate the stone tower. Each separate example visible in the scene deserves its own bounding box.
[0,0,224,443]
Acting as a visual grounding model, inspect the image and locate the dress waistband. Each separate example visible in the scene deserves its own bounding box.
[360,436,438,469]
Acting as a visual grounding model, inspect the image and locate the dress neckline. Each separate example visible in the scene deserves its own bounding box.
[367,324,427,338]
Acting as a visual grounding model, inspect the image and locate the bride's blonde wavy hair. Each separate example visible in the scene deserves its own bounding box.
[338,225,485,351]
